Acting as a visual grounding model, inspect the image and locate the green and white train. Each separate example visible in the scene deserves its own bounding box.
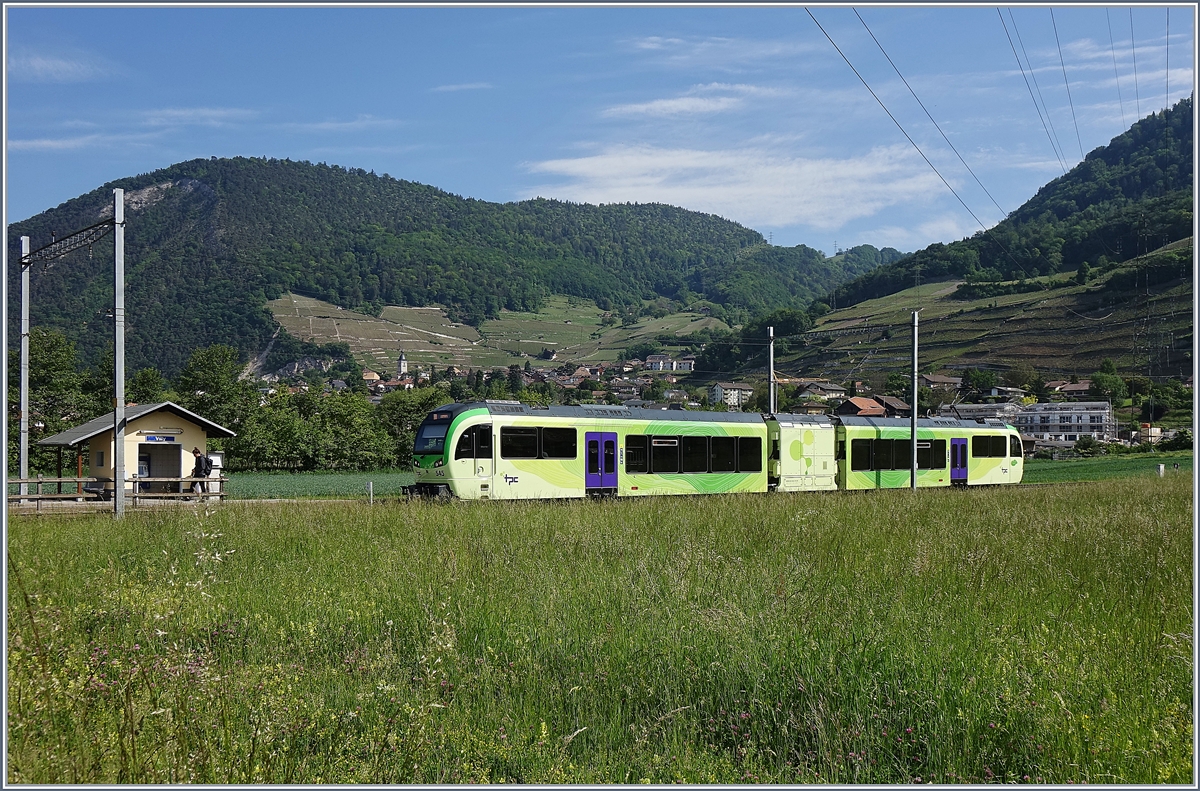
[405,401,1024,499]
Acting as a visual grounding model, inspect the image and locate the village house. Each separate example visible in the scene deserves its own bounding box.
[873,395,911,418]
[921,373,963,391]
[645,354,676,371]
[834,397,886,417]
[796,381,848,401]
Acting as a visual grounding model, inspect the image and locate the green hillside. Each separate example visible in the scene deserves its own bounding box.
[6,159,894,377]
[831,96,1193,308]
[781,238,1192,382]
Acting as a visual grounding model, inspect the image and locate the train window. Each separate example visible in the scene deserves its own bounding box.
[872,439,893,470]
[541,427,577,459]
[414,423,449,453]
[1010,434,1022,458]
[971,435,1007,458]
[604,440,615,474]
[587,440,600,475]
[894,439,912,469]
[651,437,680,474]
[710,436,737,472]
[916,440,946,469]
[477,425,492,458]
[455,427,475,460]
[738,437,763,473]
[626,435,649,473]
[682,436,708,473]
[500,427,538,458]
[850,439,871,471]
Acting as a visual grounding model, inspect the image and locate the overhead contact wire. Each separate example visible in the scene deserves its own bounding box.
[1050,8,1085,159]
[1106,9,1127,129]
[1130,9,1141,117]
[1010,9,1069,170]
[805,8,1033,282]
[999,9,1067,174]
[855,8,1006,218]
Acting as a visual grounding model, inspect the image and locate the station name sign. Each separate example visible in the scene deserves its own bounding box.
[143,435,177,442]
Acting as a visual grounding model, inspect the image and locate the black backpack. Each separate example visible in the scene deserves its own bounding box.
[200,456,214,476]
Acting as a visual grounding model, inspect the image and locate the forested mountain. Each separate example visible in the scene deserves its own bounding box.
[7,159,894,377]
[831,96,1193,307]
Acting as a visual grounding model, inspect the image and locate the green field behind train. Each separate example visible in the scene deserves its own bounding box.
[7,476,1191,783]
[220,451,1193,498]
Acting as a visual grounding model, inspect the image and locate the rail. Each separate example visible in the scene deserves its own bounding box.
[8,476,228,510]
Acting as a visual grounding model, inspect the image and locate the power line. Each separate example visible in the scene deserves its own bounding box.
[1165,8,1170,110]
[1106,9,1126,129]
[1001,9,1067,173]
[854,8,1006,217]
[805,8,1033,281]
[1050,8,1085,160]
[1010,9,1070,166]
[1130,9,1141,117]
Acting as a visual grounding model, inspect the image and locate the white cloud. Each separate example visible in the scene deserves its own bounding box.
[603,82,785,117]
[143,107,258,127]
[604,96,743,117]
[284,115,404,132]
[432,82,492,92]
[623,34,817,66]
[861,214,984,252]
[525,143,945,231]
[7,52,111,82]
[7,134,103,151]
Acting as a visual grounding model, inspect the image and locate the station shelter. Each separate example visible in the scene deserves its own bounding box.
[38,402,235,495]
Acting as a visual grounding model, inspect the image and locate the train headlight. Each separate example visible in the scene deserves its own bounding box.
[434,459,444,467]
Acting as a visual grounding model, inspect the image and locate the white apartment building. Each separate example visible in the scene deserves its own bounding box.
[710,382,756,409]
[1011,401,1117,444]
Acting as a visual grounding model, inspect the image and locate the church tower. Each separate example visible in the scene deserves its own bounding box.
[397,351,408,377]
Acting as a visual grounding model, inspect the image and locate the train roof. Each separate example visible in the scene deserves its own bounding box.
[440,401,766,423]
[837,415,1015,430]
[428,403,1018,429]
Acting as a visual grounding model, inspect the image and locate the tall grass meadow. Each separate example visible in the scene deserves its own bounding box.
[7,476,1192,782]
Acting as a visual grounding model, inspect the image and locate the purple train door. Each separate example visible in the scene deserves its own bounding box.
[950,438,968,484]
[585,432,618,494]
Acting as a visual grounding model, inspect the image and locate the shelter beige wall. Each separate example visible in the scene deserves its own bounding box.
[87,412,209,491]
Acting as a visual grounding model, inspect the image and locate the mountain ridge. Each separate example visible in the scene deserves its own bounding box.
[7,157,898,376]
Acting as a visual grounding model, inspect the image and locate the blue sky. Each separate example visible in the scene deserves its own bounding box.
[5,4,1195,255]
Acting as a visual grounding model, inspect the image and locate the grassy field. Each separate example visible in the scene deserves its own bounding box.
[1023,450,1193,484]
[224,471,415,500]
[7,476,1192,783]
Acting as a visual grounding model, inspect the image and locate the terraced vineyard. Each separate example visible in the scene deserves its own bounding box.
[267,293,731,372]
[784,239,1193,380]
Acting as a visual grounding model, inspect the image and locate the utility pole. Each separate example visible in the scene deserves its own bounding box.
[19,237,30,499]
[768,326,776,415]
[911,310,919,490]
[114,189,126,517]
[17,189,125,514]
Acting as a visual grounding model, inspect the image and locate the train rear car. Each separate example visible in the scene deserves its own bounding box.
[836,416,1023,490]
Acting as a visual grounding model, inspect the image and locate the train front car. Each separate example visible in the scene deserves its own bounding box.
[408,401,770,500]
[408,403,490,498]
